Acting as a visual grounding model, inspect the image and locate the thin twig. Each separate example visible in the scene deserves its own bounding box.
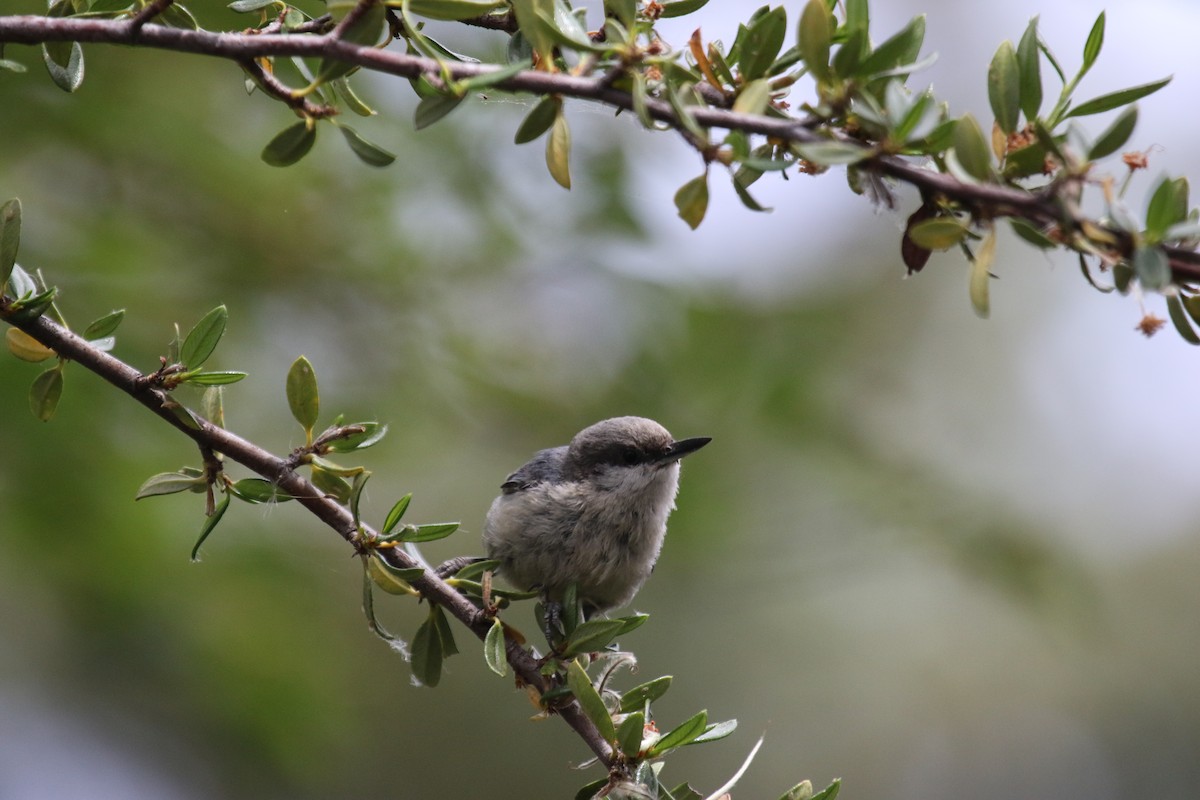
[0,301,617,771]
[0,13,1196,276]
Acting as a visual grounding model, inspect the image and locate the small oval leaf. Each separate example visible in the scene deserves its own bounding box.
[0,197,21,287]
[514,95,560,144]
[337,125,396,166]
[180,305,228,369]
[484,617,507,677]
[647,709,708,757]
[6,327,55,362]
[674,173,709,230]
[29,365,62,421]
[83,308,125,340]
[545,112,572,189]
[988,40,1020,134]
[286,355,319,433]
[953,113,994,181]
[567,659,616,742]
[262,122,317,167]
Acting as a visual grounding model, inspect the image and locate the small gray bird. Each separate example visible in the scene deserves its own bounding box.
[483,416,710,616]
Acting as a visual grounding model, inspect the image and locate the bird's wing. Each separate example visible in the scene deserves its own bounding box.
[500,446,568,493]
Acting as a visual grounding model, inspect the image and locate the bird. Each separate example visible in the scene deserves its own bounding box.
[482,416,710,617]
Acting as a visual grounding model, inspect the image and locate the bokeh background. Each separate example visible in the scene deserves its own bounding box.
[2,0,1199,798]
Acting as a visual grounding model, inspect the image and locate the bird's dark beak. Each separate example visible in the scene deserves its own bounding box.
[658,436,711,464]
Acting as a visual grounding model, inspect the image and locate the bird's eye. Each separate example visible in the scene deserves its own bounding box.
[619,446,640,466]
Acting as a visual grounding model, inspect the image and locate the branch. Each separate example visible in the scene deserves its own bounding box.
[2,13,1197,286]
[0,301,618,772]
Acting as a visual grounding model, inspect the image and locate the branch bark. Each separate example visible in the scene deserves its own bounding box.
[0,301,618,772]
[2,14,1197,283]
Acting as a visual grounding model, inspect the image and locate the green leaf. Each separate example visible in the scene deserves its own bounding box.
[336,125,396,166]
[619,675,672,713]
[844,0,868,36]
[732,78,771,116]
[83,308,125,340]
[0,197,21,289]
[797,0,830,83]
[1016,17,1042,121]
[414,93,466,131]
[397,521,460,543]
[191,490,231,561]
[161,3,198,29]
[367,552,423,594]
[200,385,224,427]
[969,226,997,319]
[42,41,84,93]
[331,77,376,117]
[1064,77,1172,119]
[229,477,291,504]
[509,0,556,61]
[617,710,645,758]
[559,618,627,658]
[431,604,458,657]
[29,366,63,422]
[1185,295,1200,327]
[316,1,384,81]
[408,0,505,20]
[657,0,710,18]
[382,493,413,535]
[135,469,206,500]
[612,612,649,636]
[286,355,319,434]
[647,709,707,757]
[545,112,572,189]
[325,421,388,453]
[514,95,560,144]
[310,464,352,503]
[811,778,842,800]
[567,659,616,742]
[1081,11,1105,74]
[459,59,531,93]
[859,14,925,78]
[670,783,704,800]
[484,618,507,677]
[1145,177,1188,241]
[952,113,994,181]
[183,370,248,386]
[0,59,28,73]
[6,327,55,363]
[738,5,787,81]
[688,718,738,745]
[1132,245,1170,291]
[411,611,444,687]
[792,140,869,165]
[780,780,813,800]
[228,0,277,11]
[1166,293,1200,345]
[261,121,316,167]
[906,217,969,250]
[574,779,611,800]
[830,27,867,78]
[732,174,770,213]
[179,305,227,369]
[988,41,1020,134]
[603,0,636,27]
[674,173,709,230]
[1009,218,1055,250]
[1087,104,1138,161]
